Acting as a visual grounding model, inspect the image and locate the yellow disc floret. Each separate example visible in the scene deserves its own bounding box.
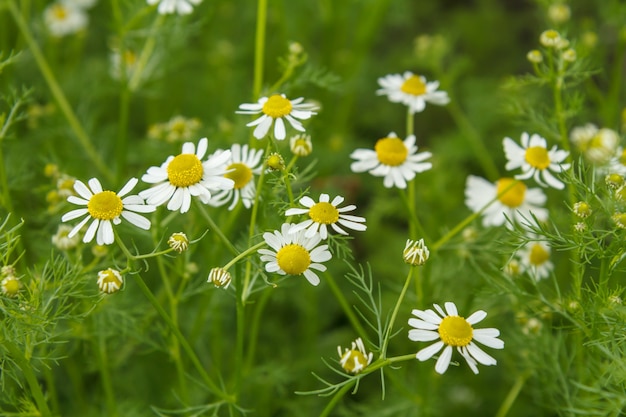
[276,244,311,275]
[167,154,204,187]
[262,95,293,118]
[525,146,551,170]
[308,202,339,225]
[88,191,123,220]
[224,162,253,189]
[529,243,550,266]
[340,350,369,374]
[438,315,473,347]
[496,178,526,208]
[375,137,408,166]
[400,75,427,96]
[52,4,68,19]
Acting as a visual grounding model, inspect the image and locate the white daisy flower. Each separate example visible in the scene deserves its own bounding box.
[208,144,264,210]
[377,71,450,114]
[236,94,318,140]
[44,2,88,37]
[570,124,619,165]
[258,223,332,286]
[465,176,548,229]
[146,0,202,15]
[61,178,156,246]
[52,224,81,250]
[350,132,432,189]
[516,239,553,280]
[285,193,367,239]
[408,301,504,374]
[503,132,571,189]
[139,137,234,213]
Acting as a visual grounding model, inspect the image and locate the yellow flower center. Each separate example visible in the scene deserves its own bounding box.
[529,243,550,266]
[340,350,369,374]
[167,154,204,187]
[87,191,123,220]
[309,202,339,225]
[98,269,123,293]
[224,162,253,189]
[276,244,311,275]
[3,278,20,296]
[400,75,427,96]
[262,95,293,118]
[525,146,551,170]
[438,315,473,347]
[52,4,68,20]
[375,137,408,166]
[496,178,527,208]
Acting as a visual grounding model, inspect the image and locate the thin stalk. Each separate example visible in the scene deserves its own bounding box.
[195,201,239,256]
[380,268,413,357]
[252,0,268,99]
[128,15,164,92]
[495,374,528,417]
[324,271,369,341]
[97,329,118,417]
[7,0,112,182]
[244,288,272,372]
[4,340,53,417]
[132,273,230,400]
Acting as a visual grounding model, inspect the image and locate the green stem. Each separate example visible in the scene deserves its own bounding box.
[495,374,528,417]
[7,0,112,182]
[195,201,239,256]
[252,0,268,99]
[97,328,118,417]
[380,268,413,357]
[132,273,230,400]
[324,271,369,341]
[128,15,164,92]
[223,241,267,270]
[4,340,53,417]
[244,288,272,372]
[116,86,131,183]
[406,107,414,137]
[446,99,500,181]
[319,380,356,417]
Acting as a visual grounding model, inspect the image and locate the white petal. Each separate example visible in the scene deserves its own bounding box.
[273,117,286,140]
[83,219,99,243]
[73,180,93,199]
[408,329,440,341]
[466,342,497,366]
[466,310,487,325]
[408,318,440,331]
[121,211,151,230]
[303,270,320,286]
[62,208,89,222]
[435,345,453,374]
[415,341,444,361]
[444,302,458,316]
[88,178,103,194]
[118,177,138,197]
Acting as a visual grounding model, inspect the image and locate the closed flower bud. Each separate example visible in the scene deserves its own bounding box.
[403,238,429,266]
[266,152,285,171]
[208,267,232,289]
[168,232,189,253]
[97,268,124,294]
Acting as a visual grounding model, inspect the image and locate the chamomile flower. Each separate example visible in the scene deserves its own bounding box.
[465,176,548,229]
[236,94,318,140]
[376,71,450,114]
[1,275,21,298]
[290,134,313,156]
[97,268,123,294]
[258,223,332,286]
[408,302,504,374]
[516,239,553,280]
[503,132,571,189]
[337,337,373,374]
[52,224,81,250]
[44,2,88,37]
[147,0,202,15]
[285,193,367,239]
[570,124,619,165]
[208,144,264,210]
[61,178,155,245]
[350,132,432,189]
[139,138,234,213]
[607,148,626,176]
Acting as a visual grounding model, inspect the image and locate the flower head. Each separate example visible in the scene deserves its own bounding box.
[208,144,264,210]
[97,268,124,294]
[337,337,373,374]
[285,193,366,240]
[52,224,81,250]
[61,178,156,245]
[573,201,592,218]
[208,267,232,289]
[266,152,285,171]
[139,137,235,213]
[44,2,88,37]
[350,132,432,189]
[408,302,504,374]
[168,232,189,253]
[258,223,332,286]
[147,0,202,15]
[236,94,318,140]
[503,132,570,189]
[570,124,619,165]
[377,71,449,114]
[290,134,313,156]
[516,240,553,280]
[1,275,20,298]
[403,239,430,266]
[465,176,548,229]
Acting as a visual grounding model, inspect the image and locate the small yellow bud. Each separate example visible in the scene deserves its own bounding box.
[208,267,232,289]
[572,201,592,218]
[605,173,624,189]
[266,152,285,171]
[97,268,124,294]
[1,275,20,298]
[527,50,543,63]
[337,337,373,374]
[168,232,189,253]
[403,239,429,266]
[562,48,577,62]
